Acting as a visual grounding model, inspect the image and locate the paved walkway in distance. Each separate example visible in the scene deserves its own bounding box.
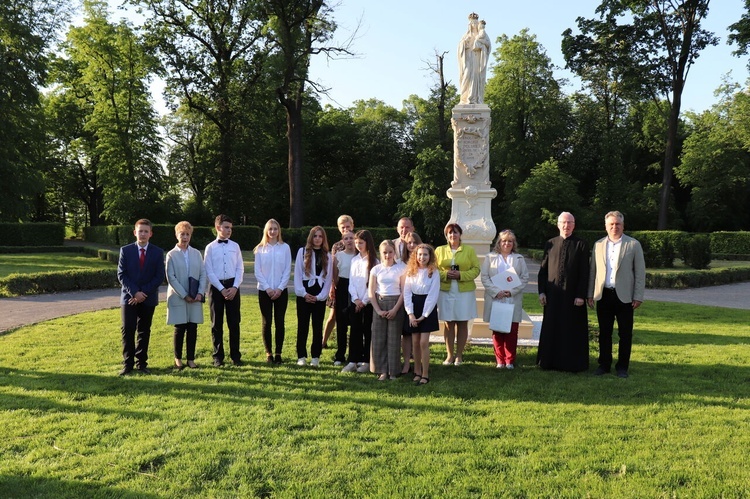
[1,259,748,334]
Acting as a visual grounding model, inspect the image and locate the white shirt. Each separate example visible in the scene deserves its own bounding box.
[404,268,440,317]
[335,251,356,280]
[204,238,244,290]
[293,247,333,300]
[370,262,406,296]
[254,242,291,291]
[605,238,622,288]
[349,254,378,305]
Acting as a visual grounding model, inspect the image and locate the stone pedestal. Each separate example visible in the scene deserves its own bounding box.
[447,104,496,254]
[444,104,497,340]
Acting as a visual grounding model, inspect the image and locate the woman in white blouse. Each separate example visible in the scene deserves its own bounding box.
[342,230,379,373]
[253,219,292,364]
[369,240,406,381]
[293,226,333,367]
[403,244,440,385]
[480,229,529,369]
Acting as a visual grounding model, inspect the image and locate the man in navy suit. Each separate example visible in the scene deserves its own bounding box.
[117,219,165,375]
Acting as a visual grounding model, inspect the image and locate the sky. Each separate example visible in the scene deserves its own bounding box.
[307,0,750,113]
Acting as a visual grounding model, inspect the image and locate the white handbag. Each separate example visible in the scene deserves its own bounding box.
[489,300,514,333]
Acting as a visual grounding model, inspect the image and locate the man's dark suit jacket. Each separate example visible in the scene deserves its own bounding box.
[117,243,165,306]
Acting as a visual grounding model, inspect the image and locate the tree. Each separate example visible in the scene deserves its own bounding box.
[677,83,750,230]
[263,0,352,227]
[563,0,718,229]
[0,0,70,220]
[509,159,583,247]
[484,29,571,221]
[138,0,268,214]
[51,0,166,224]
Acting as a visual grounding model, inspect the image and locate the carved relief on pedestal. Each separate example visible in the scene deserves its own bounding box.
[452,111,490,188]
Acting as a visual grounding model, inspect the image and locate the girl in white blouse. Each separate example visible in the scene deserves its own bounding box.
[331,231,356,365]
[253,219,292,364]
[404,244,440,385]
[342,230,378,373]
[293,226,333,367]
[369,240,406,381]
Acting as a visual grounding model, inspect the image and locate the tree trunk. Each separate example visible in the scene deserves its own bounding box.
[658,82,683,230]
[286,96,305,228]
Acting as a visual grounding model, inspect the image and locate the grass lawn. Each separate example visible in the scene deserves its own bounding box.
[0,296,749,497]
[0,253,114,278]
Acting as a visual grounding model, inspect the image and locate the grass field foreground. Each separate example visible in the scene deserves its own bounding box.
[0,296,749,497]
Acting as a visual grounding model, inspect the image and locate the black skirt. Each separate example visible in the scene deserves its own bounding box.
[403,294,439,334]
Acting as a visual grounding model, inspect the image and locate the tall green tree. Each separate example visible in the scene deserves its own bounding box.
[677,83,750,230]
[484,29,571,221]
[0,0,70,220]
[139,0,268,215]
[263,0,351,227]
[52,0,166,224]
[563,0,718,230]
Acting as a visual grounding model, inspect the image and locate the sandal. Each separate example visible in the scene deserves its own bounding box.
[187,360,198,369]
[418,377,430,385]
[174,359,184,370]
[413,374,422,383]
[377,373,388,381]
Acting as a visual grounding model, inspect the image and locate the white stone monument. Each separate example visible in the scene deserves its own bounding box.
[449,13,496,253]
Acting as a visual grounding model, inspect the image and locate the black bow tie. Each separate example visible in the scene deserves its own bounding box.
[217,239,228,244]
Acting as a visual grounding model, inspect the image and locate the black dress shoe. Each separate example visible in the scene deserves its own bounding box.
[616,369,629,378]
[232,359,243,366]
[274,355,282,364]
[119,366,133,376]
[594,367,609,376]
[137,366,151,374]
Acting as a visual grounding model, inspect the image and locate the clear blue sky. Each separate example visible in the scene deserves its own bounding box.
[308,0,749,113]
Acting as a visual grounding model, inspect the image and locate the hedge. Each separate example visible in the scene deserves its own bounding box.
[0,245,83,254]
[0,223,65,246]
[710,231,750,255]
[0,269,119,297]
[646,267,750,289]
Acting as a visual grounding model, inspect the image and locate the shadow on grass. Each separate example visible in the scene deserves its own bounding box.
[2,347,749,417]
[0,474,160,499]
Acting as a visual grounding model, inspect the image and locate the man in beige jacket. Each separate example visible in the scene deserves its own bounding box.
[588,211,646,378]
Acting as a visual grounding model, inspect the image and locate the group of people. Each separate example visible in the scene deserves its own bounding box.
[537,211,646,378]
[117,209,646,381]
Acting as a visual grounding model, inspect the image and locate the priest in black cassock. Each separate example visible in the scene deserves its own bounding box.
[537,212,590,372]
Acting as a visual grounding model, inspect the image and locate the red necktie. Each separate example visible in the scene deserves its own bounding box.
[139,248,146,269]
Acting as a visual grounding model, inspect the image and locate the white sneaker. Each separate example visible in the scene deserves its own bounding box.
[496,363,505,369]
[341,362,357,373]
[356,363,370,373]
[296,358,306,366]
[506,364,514,370]
[334,360,343,366]
[311,358,320,367]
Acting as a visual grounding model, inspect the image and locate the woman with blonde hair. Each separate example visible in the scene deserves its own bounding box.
[369,239,406,380]
[403,244,440,384]
[293,226,333,367]
[254,219,292,364]
[166,221,206,369]
[481,229,529,369]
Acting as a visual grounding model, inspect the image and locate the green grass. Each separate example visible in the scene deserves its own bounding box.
[0,253,115,278]
[0,296,749,497]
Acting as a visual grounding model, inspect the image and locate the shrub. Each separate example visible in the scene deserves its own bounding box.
[646,267,750,289]
[629,231,683,268]
[0,223,65,246]
[710,231,750,255]
[0,269,119,297]
[0,246,83,254]
[680,234,712,269]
